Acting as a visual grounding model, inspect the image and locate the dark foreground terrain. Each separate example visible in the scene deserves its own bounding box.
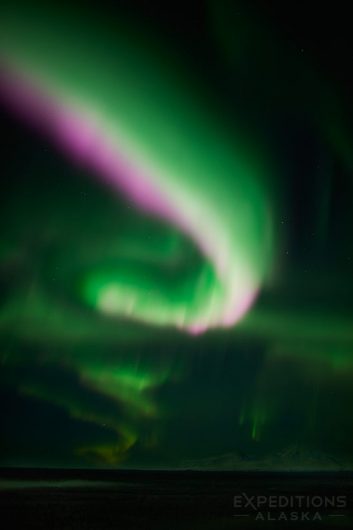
[0,469,352,529]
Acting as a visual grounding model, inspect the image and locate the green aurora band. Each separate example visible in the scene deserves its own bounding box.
[0,4,273,334]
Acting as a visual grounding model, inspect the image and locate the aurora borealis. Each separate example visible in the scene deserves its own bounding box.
[0,9,273,334]
[0,0,353,470]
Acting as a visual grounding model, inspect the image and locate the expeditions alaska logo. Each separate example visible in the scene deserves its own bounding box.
[233,493,347,522]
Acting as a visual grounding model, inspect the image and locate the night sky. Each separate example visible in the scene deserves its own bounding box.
[0,0,353,470]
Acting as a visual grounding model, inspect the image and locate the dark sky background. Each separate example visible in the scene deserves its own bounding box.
[0,0,353,469]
